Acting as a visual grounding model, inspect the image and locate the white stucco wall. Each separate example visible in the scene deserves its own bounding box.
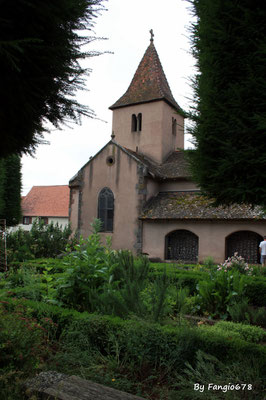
[9,217,69,232]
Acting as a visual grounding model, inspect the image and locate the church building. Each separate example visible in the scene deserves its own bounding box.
[69,34,266,264]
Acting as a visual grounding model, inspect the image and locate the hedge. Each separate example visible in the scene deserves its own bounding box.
[243,276,266,307]
[8,258,66,273]
[150,265,266,306]
[1,296,265,373]
[4,259,266,307]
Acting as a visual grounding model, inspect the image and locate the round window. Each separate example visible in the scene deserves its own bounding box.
[106,155,115,166]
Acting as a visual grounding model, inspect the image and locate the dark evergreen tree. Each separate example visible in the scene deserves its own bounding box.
[0,0,105,157]
[0,155,21,226]
[186,0,266,206]
[0,160,6,216]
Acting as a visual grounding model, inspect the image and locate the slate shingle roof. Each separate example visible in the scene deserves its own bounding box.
[124,149,190,179]
[109,41,181,112]
[141,191,266,220]
[22,186,69,217]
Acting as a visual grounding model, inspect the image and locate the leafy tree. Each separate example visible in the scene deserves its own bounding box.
[0,154,22,226]
[186,0,266,206]
[0,0,105,157]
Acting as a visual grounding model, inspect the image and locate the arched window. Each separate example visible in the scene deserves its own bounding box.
[98,188,114,232]
[137,113,142,131]
[226,231,262,264]
[131,114,137,132]
[165,229,198,262]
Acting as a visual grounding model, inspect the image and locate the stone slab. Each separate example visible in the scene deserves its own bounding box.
[25,372,146,400]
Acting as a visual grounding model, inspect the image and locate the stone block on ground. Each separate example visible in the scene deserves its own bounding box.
[25,371,146,400]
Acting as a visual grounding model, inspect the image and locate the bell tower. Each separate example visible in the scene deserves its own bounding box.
[109,31,184,164]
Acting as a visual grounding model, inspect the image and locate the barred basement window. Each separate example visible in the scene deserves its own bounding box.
[98,187,114,232]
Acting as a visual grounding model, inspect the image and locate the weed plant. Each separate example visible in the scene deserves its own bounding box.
[196,270,247,319]
[0,301,57,399]
[171,350,265,399]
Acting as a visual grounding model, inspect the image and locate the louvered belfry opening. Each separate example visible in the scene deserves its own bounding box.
[166,229,198,263]
[226,231,262,264]
[98,188,114,232]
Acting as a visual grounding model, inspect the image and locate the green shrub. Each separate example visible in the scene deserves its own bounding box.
[0,301,55,399]
[6,219,75,262]
[171,350,265,399]
[250,264,266,277]
[227,298,251,323]
[149,268,208,295]
[202,256,215,268]
[243,276,266,307]
[211,321,266,344]
[94,251,171,322]
[9,258,67,274]
[55,221,112,311]
[196,270,246,318]
[2,297,265,367]
[250,307,266,328]
[184,295,200,315]
[54,223,170,322]
[226,300,266,328]
[150,265,266,307]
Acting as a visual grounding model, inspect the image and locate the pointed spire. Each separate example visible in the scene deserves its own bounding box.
[109,32,181,112]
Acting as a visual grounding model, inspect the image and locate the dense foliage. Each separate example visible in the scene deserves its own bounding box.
[0,297,265,399]
[0,154,21,226]
[6,219,74,261]
[1,224,266,398]
[0,0,105,157]
[186,0,266,207]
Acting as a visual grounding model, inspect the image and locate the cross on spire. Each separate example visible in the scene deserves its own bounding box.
[149,29,154,42]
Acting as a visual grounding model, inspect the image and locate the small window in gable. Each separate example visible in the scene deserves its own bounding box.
[98,187,114,232]
[131,114,137,132]
[137,113,142,131]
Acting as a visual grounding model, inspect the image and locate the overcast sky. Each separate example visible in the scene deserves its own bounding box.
[21,0,196,195]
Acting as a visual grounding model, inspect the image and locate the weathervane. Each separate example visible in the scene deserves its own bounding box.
[149,29,154,42]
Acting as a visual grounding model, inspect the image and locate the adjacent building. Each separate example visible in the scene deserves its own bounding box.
[21,185,69,230]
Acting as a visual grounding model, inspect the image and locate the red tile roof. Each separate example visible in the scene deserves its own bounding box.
[109,40,181,112]
[22,186,69,217]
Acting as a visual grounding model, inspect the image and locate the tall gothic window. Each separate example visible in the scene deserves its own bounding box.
[137,113,142,131]
[131,114,137,132]
[172,117,177,135]
[98,187,114,232]
[132,113,142,132]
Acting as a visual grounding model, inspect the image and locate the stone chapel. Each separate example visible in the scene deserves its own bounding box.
[69,35,266,264]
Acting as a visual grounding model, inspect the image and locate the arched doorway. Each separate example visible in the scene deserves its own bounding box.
[226,231,263,264]
[165,230,199,262]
